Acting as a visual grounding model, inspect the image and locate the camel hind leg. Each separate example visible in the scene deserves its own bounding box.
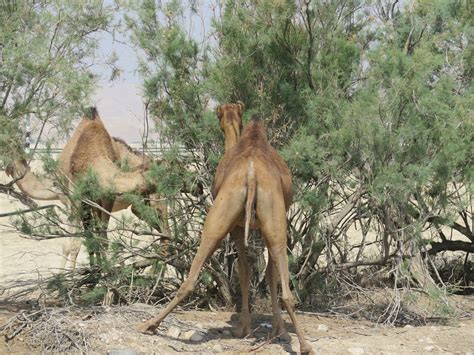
[137,188,245,334]
[257,189,314,355]
[265,255,291,341]
[231,226,251,337]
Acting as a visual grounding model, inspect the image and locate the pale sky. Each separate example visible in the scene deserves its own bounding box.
[91,1,216,144]
[91,17,147,143]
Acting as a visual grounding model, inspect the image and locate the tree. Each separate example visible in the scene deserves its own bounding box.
[0,1,112,171]
[129,0,472,316]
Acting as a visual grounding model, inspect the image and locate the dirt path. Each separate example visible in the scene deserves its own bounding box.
[1,302,473,354]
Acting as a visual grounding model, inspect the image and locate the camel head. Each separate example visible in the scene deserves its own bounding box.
[5,158,29,179]
[216,101,245,152]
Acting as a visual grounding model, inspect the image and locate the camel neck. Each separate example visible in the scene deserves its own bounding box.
[223,126,240,153]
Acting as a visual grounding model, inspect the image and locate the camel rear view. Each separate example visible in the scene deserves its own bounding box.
[138,103,314,354]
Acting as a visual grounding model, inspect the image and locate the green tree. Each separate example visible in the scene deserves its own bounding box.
[128,0,472,317]
[0,1,112,170]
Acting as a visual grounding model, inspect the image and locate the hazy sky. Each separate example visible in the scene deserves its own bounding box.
[91,2,215,143]
[91,24,146,143]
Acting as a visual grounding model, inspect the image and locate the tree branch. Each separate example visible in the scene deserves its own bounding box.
[428,240,474,255]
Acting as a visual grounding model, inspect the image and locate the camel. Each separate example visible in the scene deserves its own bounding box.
[137,103,314,354]
[5,108,170,269]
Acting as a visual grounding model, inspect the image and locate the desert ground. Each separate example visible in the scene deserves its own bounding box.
[1,182,474,354]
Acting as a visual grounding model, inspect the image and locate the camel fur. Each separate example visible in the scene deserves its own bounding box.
[5,108,170,269]
[138,102,314,354]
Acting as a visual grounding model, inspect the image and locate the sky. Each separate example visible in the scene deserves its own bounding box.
[90,1,216,144]
[91,23,146,143]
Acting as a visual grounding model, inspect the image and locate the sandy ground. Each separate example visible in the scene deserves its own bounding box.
[0,194,88,285]
[2,175,474,354]
[1,302,474,354]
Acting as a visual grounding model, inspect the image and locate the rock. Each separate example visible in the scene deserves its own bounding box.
[222,330,232,336]
[166,326,181,338]
[213,344,224,352]
[191,332,205,342]
[403,324,413,329]
[183,330,204,342]
[317,324,329,332]
[347,347,365,354]
[107,349,140,355]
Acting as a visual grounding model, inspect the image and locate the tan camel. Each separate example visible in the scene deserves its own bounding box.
[138,103,314,354]
[6,108,170,269]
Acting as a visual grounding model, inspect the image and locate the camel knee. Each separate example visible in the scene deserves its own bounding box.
[281,293,296,312]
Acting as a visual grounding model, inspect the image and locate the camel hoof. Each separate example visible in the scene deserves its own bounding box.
[300,343,315,355]
[232,325,252,338]
[136,322,156,334]
[271,328,291,342]
[278,330,292,342]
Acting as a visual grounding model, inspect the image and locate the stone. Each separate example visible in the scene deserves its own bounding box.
[222,330,232,336]
[317,324,329,332]
[189,331,205,342]
[347,347,365,354]
[212,344,224,352]
[166,326,181,338]
[403,324,413,329]
[107,349,140,355]
[183,330,205,342]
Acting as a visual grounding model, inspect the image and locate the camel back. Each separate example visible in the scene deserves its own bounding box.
[214,120,292,208]
[111,137,150,171]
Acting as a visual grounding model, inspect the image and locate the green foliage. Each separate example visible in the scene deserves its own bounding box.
[81,286,107,305]
[123,0,473,311]
[3,0,471,315]
[0,0,112,166]
[47,274,69,301]
[72,170,114,207]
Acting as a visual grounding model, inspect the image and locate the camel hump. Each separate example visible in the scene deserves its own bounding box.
[84,107,100,120]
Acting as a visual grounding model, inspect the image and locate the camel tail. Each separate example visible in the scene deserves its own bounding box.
[244,160,256,248]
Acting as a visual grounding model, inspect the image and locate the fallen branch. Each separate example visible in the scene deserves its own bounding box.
[428,239,474,255]
[0,204,57,218]
[0,184,38,207]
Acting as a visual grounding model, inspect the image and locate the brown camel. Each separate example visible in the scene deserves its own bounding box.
[6,108,170,269]
[138,103,314,354]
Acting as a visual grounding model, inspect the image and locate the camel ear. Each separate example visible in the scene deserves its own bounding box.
[236,101,245,116]
[216,105,223,120]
